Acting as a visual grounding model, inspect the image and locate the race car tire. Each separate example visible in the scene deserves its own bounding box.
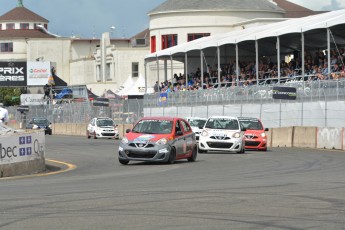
[187,146,197,162]
[119,158,129,165]
[167,148,176,164]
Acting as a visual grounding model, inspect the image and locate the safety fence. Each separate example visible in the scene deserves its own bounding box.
[5,79,345,128]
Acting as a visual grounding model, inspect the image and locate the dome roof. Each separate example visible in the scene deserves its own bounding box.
[0,6,48,22]
[149,0,285,15]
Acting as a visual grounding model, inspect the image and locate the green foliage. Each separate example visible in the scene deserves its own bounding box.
[0,88,22,106]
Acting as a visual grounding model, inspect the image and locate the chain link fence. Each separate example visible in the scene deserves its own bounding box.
[5,79,345,128]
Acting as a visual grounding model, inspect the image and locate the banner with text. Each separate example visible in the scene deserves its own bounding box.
[0,62,27,87]
[27,61,51,86]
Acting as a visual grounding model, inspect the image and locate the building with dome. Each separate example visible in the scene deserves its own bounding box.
[0,0,318,96]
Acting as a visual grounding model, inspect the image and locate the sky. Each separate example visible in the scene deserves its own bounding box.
[0,0,344,39]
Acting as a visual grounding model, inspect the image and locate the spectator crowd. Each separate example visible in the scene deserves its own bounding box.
[153,47,345,93]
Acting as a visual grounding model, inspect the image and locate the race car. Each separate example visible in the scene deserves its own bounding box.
[186,117,207,142]
[118,116,197,165]
[238,117,269,151]
[198,116,246,154]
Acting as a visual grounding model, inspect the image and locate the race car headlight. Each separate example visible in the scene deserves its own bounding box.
[156,138,167,145]
[32,124,38,129]
[121,137,128,144]
[201,130,209,137]
[261,132,266,137]
[232,132,241,138]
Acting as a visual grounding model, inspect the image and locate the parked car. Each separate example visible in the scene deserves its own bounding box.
[198,116,246,154]
[87,117,119,139]
[238,117,268,151]
[26,117,52,135]
[118,117,197,165]
[186,117,207,142]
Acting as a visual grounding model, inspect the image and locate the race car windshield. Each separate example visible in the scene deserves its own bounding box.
[33,118,49,125]
[132,120,173,134]
[239,119,263,130]
[205,118,239,130]
[97,119,114,127]
[188,119,206,128]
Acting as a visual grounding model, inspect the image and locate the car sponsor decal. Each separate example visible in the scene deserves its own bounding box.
[134,135,155,143]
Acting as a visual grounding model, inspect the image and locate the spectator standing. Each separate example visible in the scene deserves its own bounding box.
[153,81,159,93]
[0,103,9,125]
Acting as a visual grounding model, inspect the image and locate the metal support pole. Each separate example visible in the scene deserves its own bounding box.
[144,61,147,93]
[217,46,221,84]
[200,50,204,86]
[255,40,259,84]
[301,32,305,77]
[277,36,281,83]
[185,53,188,88]
[327,28,331,79]
[236,44,239,84]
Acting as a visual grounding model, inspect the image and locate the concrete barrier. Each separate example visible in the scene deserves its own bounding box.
[293,126,317,148]
[0,131,45,178]
[317,127,343,150]
[271,127,293,147]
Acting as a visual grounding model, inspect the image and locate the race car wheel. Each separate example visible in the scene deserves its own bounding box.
[187,146,197,162]
[93,131,97,139]
[198,148,207,153]
[167,148,176,164]
[87,131,91,139]
[119,158,129,165]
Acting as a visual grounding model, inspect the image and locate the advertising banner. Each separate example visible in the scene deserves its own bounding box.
[20,94,48,105]
[93,97,109,107]
[0,62,27,86]
[272,86,297,100]
[158,92,168,106]
[0,132,45,164]
[27,61,51,86]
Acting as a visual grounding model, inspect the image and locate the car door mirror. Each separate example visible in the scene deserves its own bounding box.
[265,128,269,131]
[198,126,204,129]
[126,128,131,133]
[176,131,183,136]
[241,127,247,132]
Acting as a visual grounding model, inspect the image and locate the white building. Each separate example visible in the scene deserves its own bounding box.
[0,0,317,95]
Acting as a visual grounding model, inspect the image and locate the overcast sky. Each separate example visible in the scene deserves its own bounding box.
[0,0,344,38]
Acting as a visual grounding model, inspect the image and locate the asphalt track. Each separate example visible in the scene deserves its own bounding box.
[0,135,345,230]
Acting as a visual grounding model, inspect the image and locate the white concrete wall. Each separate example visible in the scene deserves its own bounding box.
[27,39,71,84]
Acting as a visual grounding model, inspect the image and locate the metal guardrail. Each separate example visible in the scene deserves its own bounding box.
[143,79,345,107]
[5,79,345,127]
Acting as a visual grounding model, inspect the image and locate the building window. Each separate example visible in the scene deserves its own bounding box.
[150,36,156,53]
[132,62,139,78]
[187,33,210,42]
[161,34,177,50]
[106,63,111,81]
[6,23,15,30]
[20,23,29,29]
[0,42,13,52]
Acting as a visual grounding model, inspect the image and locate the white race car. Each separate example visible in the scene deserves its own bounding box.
[198,116,246,154]
[87,117,119,139]
[186,117,207,142]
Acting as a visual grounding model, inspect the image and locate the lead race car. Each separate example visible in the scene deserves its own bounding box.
[198,116,246,154]
[118,117,197,165]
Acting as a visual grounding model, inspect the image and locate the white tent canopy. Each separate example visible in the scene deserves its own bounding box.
[115,75,135,95]
[145,8,345,61]
[118,74,154,96]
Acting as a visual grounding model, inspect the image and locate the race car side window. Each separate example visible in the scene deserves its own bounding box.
[175,120,182,133]
[180,120,191,133]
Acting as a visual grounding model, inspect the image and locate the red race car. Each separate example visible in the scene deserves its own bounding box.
[118,117,198,165]
[238,117,269,151]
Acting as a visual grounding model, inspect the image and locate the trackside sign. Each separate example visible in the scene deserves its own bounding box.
[0,132,45,164]
[272,86,297,100]
[0,62,27,86]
